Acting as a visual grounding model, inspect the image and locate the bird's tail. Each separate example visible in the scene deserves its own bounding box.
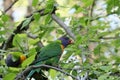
[26,69,48,80]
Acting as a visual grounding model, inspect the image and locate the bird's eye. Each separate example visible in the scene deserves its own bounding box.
[68,40,72,43]
[68,40,73,44]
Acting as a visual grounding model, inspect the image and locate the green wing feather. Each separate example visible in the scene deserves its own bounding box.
[26,40,63,79]
[32,40,62,65]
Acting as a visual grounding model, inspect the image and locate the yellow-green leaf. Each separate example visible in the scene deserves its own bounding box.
[3,73,16,80]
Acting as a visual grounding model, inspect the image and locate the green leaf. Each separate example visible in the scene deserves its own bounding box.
[11,52,23,56]
[49,69,57,79]
[21,54,36,67]
[33,13,41,21]
[12,34,21,47]
[28,48,37,56]
[28,38,39,45]
[80,71,87,76]
[93,71,101,75]
[45,0,55,13]
[114,38,120,48]
[0,66,4,73]
[73,5,84,13]
[32,0,39,6]
[13,35,20,46]
[0,21,3,27]
[1,14,9,22]
[8,67,20,72]
[45,14,52,24]
[12,55,19,62]
[0,30,6,34]
[76,35,82,44]
[82,0,94,7]
[21,16,32,30]
[56,29,64,34]
[10,52,23,62]
[12,34,27,48]
[0,36,5,43]
[99,65,112,72]
[98,74,108,80]
[3,73,16,80]
[107,0,120,14]
[72,70,77,76]
[94,44,101,55]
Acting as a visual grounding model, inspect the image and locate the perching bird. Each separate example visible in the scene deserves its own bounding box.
[26,36,73,80]
[5,53,26,67]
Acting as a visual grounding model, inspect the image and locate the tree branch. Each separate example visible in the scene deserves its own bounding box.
[4,0,19,13]
[51,14,76,40]
[89,0,96,18]
[27,33,38,39]
[15,64,78,80]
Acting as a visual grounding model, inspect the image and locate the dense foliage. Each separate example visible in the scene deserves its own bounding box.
[0,0,120,80]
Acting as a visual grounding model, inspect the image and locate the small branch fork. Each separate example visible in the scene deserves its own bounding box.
[15,64,78,80]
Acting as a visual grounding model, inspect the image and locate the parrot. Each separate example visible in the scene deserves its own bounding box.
[26,36,73,80]
[5,53,26,67]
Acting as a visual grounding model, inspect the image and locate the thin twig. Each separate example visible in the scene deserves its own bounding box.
[37,41,44,47]
[4,0,19,13]
[27,33,38,39]
[15,64,78,80]
[89,0,96,18]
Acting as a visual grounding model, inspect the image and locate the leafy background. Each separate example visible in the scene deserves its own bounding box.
[0,0,120,80]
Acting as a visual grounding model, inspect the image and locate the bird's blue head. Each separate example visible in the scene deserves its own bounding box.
[59,36,73,47]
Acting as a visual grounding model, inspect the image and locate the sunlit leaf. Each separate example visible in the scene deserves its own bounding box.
[82,0,94,7]
[94,44,101,55]
[10,52,23,62]
[107,0,120,14]
[32,0,39,6]
[3,73,16,80]
[33,13,41,21]
[21,54,36,67]
[98,74,108,80]
[49,69,57,79]
[45,14,52,24]
[45,0,55,13]
[1,14,9,22]
[21,16,32,30]
[8,67,21,72]
[113,38,120,48]
[12,34,27,51]
[0,21,3,27]
[99,65,112,72]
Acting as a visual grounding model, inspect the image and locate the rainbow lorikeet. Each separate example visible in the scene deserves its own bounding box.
[26,36,73,80]
[5,53,26,67]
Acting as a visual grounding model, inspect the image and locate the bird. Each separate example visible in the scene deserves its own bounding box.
[26,36,73,80]
[5,53,26,67]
